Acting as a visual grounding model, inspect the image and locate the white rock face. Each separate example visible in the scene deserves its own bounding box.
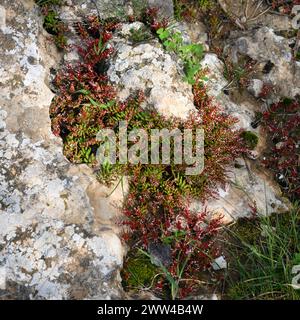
[0,0,125,299]
[193,165,289,224]
[247,79,264,98]
[107,23,196,120]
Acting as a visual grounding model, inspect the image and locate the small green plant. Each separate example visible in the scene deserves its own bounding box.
[139,249,189,300]
[223,57,257,90]
[36,0,68,50]
[198,0,213,10]
[225,206,300,300]
[240,131,259,150]
[157,27,204,84]
[129,27,151,43]
[122,249,160,290]
[173,0,186,21]
[43,10,61,35]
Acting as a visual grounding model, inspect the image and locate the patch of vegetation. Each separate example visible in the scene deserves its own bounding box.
[48,8,247,299]
[270,0,300,14]
[35,0,61,6]
[35,0,68,49]
[157,27,204,84]
[173,0,215,21]
[129,27,152,43]
[223,57,257,90]
[261,98,300,202]
[122,249,160,290]
[240,131,259,150]
[198,0,213,10]
[225,207,300,300]
[43,10,62,34]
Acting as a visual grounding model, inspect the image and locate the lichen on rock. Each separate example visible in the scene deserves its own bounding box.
[0,0,125,300]
[107,23,196,120]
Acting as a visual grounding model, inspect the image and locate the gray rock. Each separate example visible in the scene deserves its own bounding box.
[61,0,173,22]
[147,0,174,19]
[0,0,125,300]
[247,79,264,98]
[107,23,196,120]
[201,53,257,130]
[191,164,289,224]
[193,53,289,223]
[230,27,300,99]
[212,256,227,271]
[218,0,294,31]
[148,242,172,268]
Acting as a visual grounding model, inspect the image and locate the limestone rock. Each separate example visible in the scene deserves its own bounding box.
[212,256,227,271]
[229,27,300,99]
[107,23,196,120]
[247,79,264,98]
[201,53,257,130]
[218,0,294,31]
[195,53,289,223]
[192,164,289,224]
[0,0,124,300]
[61,0,173,22]
[147,0,174,19]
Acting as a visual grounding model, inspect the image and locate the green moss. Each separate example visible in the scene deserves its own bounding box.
[198,0,213,10]
[240,131,259,150]
[229,218,261,245]
[122,250,159,290]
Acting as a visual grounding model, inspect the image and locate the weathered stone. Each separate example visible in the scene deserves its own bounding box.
[229,27,300,99]
[148,242,172,268]
[247,79,264,98]
[212,256,227,271]
[201,53,257,130]
[192,164,289,224]
[107,23,196,120]
[147,0,174,19]
[0,0,125,300]
[218,0,294,31]
[61,0,173,22]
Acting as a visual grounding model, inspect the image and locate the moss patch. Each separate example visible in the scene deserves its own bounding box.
[122,250,159,290]
[240,131,259,150]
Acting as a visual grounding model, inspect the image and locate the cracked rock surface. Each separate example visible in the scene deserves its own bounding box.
[0,0,125,300]
[107,23,196,120]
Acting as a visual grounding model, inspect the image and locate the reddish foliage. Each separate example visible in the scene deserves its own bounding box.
[142,7,169,31]
[262,99,300,201]
[122,183,222,297]
[271,0,300,14]
[50,12,245,298]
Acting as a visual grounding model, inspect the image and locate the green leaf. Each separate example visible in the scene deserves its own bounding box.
[293,253,300,265]
[76,89,91,95]
[157,28,170,41]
